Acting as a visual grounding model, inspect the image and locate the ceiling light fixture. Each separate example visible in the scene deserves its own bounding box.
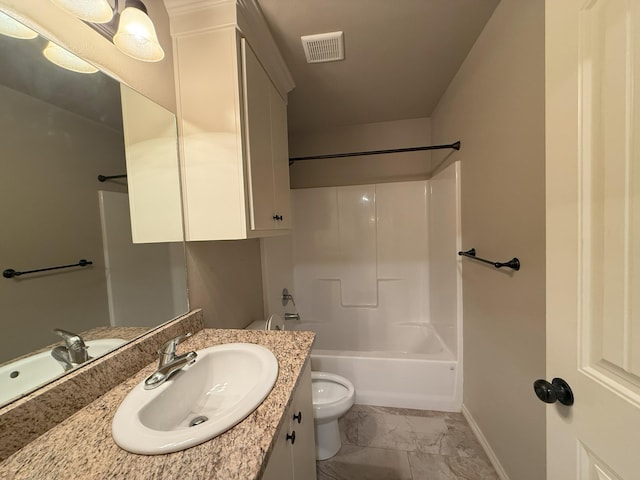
[49,0,164,63]
[43,41,100,74]
[113,0,164,62]
[0,10,38,39]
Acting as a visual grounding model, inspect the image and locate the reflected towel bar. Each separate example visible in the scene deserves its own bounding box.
[3,259,93,279]
[289,141,461,164]
[458,248,520,271]
[97,174,127,182]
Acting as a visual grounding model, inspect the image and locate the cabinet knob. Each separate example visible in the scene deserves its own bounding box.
[273,214,283,221]
[286,430,296,444]
[293,411,302,424]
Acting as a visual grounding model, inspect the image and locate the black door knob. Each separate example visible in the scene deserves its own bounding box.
[293,411,302,424]
[273,214,283,221]
[286,430,296,444]
[533,377,574,406]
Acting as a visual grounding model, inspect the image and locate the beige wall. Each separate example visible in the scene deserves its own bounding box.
[430,1,546,479]
[0,85,126,362]
[289,117,432,188]
[186,240,265,329]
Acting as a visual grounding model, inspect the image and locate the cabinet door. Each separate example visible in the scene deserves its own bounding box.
[242,40,277,231]
[262,417,294,480]
[291,362,317,480]
[270,87,292,229]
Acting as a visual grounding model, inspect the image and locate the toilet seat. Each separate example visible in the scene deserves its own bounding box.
[311,372,355,421]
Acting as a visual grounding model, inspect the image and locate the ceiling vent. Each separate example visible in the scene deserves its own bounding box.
[301,31,344,63]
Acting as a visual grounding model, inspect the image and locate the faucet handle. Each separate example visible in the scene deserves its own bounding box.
[158,332,193,363]
[54,328,83,344]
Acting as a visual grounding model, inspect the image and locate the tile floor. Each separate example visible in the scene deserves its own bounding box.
[316,405,499,480]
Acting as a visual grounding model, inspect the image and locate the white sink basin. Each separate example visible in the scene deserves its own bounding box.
[0,338,127,405]
[112,342,279,455]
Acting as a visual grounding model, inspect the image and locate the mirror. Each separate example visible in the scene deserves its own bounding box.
[0,14,189,407]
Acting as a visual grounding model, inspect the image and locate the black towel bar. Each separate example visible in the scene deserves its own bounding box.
[3,259,93,279]
[97,174,127,182]
[458,248,520,271]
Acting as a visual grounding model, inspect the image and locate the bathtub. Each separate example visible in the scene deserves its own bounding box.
[289,321,462,412]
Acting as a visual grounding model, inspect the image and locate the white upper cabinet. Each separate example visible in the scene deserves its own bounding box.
[164,0,295,241]
[242,40,292,231]
[120,85,184,243]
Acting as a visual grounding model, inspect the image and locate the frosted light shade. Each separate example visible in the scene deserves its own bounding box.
[0,11,38,39]
[50,0,113,23]
[43,41,99,74]
[113,6,164,62]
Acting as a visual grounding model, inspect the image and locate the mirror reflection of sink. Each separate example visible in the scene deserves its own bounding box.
[0,338,127,405]
[112,342,279,455]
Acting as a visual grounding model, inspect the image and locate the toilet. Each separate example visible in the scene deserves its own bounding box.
[311,371,355,460]
[243,318,355,460]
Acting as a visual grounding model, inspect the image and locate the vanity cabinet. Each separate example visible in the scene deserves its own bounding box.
[263,362,316,480]
[172,26,291,241]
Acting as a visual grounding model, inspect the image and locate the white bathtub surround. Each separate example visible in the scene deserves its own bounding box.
[293,180,430,318]
[429,162,462,358]
[261,162,462,411]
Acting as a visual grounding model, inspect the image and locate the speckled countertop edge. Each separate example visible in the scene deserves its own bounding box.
[0,310,204,461]
[0,328,316,480]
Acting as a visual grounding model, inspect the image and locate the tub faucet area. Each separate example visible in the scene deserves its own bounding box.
[144,333,197,390]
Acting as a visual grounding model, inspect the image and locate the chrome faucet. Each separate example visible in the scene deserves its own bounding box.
[284,312,300,321]
[144,333,197,390]
[51,328,89,370]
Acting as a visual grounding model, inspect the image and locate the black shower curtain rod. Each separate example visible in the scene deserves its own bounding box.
[288,140,460,164]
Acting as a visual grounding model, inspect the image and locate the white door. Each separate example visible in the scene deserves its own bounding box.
[546,0,640,479]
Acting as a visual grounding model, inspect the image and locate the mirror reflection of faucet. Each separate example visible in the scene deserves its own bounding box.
[51,328,90,371]
[51,346,74,371]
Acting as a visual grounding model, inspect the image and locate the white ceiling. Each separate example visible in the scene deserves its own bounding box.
[257,0,500,133]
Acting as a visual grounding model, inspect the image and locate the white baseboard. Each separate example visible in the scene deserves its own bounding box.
[461,404,510,480]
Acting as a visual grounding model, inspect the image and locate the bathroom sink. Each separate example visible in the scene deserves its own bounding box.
[112,342,279,455]
[0,338,127,405]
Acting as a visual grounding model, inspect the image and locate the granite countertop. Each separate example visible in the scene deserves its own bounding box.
[0,328,315,480]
